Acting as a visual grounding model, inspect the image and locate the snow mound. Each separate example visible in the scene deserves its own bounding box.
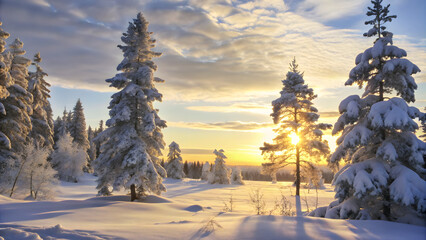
[184,204,204,212]
[0,227,42,240]
[0,224,112,240]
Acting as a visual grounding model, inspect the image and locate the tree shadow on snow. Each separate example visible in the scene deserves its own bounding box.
[0,198,118,223]
[164,182,235,198]
[236,215,346,240]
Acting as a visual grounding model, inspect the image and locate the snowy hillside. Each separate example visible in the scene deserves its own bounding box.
[0,174,424,240]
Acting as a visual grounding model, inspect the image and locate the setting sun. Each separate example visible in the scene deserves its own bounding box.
[289,132,300,145]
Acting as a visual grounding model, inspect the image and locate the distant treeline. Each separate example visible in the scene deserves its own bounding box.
[167,161,334,184]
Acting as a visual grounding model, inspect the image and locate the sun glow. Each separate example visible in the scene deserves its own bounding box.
[289,132,300,145]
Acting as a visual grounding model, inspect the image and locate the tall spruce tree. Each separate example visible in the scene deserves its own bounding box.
[0,38,32,194]
[94,13,167,201]
[1,38,32,156]
[69,99,90,171]
[69,100,89,148]
[87,126,96,163]
[320,0,425,223]
[0,22,12,184]
[260,58,331,198]
[28,52,53,150]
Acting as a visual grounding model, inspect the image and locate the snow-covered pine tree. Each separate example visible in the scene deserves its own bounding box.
[69,99,90,171]
[66,110,72,131]
[208,149,231,184]
[201,161,211,181]
[69,99,89,148]
[0,22,12,185]
[0,38,33,193]
[231,167,244,185]
[1,38,32,154]
[94,13,167,201]
[94,120,103,158]
[51,132,86,183]
[165,141,185,179]
[260,58,331,196]
[322,0,425,224]
[421,107,426,141]
[28,52,53,150]
[87,126,96,164]
[53,109,68,144]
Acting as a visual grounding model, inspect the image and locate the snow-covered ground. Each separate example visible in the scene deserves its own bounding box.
[0,174,425,240]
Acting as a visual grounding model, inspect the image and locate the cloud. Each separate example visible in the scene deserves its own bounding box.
[294,0,368,22]
[186,102,271,114]
[181,148,213,155]
[1,0,424,102]
[168,121,273,132]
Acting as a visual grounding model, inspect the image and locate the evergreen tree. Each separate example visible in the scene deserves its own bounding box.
[201,161,210,181]
[94,120,104,158]
[320,1,425,223]
[165,141,185,179]
[94,13,167,201]
[66,110,72,131]
[53,109,68,143]
[183,161,189,176]
[0,22,12,183]
[0,38,32,171]
[420,107,426,141]
[260,58,331,197]
[69,99,89,171]
[208,149,231,184]
[70,99,89,148]
[28,52,53,150]
[87,126,96,170]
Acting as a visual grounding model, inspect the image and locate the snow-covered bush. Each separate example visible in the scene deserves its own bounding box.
[20,143,57,199]
[231,167,244,185]
[94,13,166,201]
[6,143,57,199]
[208,149,231,184]
[51,133,86,183]
[200,161,210,181]
[302,163,325,190]
[165,141,185,179]
[321,1,426,224]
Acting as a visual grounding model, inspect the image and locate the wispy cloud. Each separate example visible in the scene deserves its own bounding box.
[186,102,271,115]
[181,148,213,155]
[168,121,273,132]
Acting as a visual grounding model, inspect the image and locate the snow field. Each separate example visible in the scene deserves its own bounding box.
[1,174,425,240]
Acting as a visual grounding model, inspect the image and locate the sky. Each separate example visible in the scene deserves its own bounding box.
[0,0,425,166]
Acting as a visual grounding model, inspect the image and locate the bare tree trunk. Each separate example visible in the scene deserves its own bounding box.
[296,145,300,196]
[10,161,26,198]
[30,171,33,199]
[130,184,137,201]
